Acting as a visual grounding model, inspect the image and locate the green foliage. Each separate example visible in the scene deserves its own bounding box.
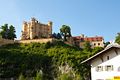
[0,24,9,39]
[0,24,16,40]
[115,33,120,44]
[104,41,110,47]
[60,25,71,41]
[79,63,91,80]
[8,25,16,40]
[34,70,42,80]
[92,47,104,55]
[83,41,91,52]
[18,74,26,80]
[0,40,103,80]
[52,33,62,39]
[58,73,72,80]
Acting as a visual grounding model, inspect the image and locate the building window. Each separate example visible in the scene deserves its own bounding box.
[105,65,113,71]
[31,27,34,30]
[118,66,120,71]
[107,56,109,60]
[94,43,96,46]
[96,66,103,72]
[98,43,100,45]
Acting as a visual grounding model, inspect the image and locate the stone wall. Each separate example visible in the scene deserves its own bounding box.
[15,38,53,44]
[0,39,14,46]
[0,38,53,46]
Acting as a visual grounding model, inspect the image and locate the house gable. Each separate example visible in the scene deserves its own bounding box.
[81,43,120,80]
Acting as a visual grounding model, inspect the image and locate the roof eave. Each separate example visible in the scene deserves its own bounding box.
[81,44,120,64]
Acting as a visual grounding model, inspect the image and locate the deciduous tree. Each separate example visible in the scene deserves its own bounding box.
[0,24,9,39]
[0,24,16,40]
[60,25,71,41]
[115,33,120,44]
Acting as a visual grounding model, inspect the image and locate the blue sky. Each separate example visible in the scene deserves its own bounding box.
[0,0,120,41]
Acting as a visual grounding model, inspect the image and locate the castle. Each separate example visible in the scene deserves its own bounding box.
[21,18,52,40]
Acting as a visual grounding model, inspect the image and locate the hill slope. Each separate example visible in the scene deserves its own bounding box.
[0,41,103,80]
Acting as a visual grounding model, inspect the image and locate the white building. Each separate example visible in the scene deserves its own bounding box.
[82,43,120,80]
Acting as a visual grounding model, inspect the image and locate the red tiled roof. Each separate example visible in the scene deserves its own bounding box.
[72,36,103,42]
[72,36,81,40]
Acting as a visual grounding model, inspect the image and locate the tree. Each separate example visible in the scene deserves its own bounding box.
[8,25,16,40]
[52,33,57,38]
[34,70,43,80]
[104,41,110,47]
[52,33,62,39]
[0,24,9,39]
[115,33,120,44]
[56,33,62,39]
[92,47,103,55]
[58,73,72,80]
[83,41,92,52]
[0,24,16,40]
[60,25,71,41]
[18,74,26,80]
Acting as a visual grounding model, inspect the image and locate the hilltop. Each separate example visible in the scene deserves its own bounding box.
[0,40,103,80]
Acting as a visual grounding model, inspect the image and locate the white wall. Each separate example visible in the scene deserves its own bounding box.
[91,40,104,48]
[91,48,120,80]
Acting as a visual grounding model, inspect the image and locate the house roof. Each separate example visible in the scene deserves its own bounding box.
[81,43,120,64]
[84,37,103,42]
[72,36,81,40]
[72,36,103,42]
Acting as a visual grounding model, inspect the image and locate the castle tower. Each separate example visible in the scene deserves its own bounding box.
[30,18,36,39]
[47,21,52,37]
[21,21,28,40]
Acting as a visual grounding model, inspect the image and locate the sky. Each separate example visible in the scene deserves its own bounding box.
[0,0,120,41]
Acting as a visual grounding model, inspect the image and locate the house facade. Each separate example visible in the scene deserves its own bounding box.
[82,43,120,80]
[72,34,104,48]
[21,18,52,40]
